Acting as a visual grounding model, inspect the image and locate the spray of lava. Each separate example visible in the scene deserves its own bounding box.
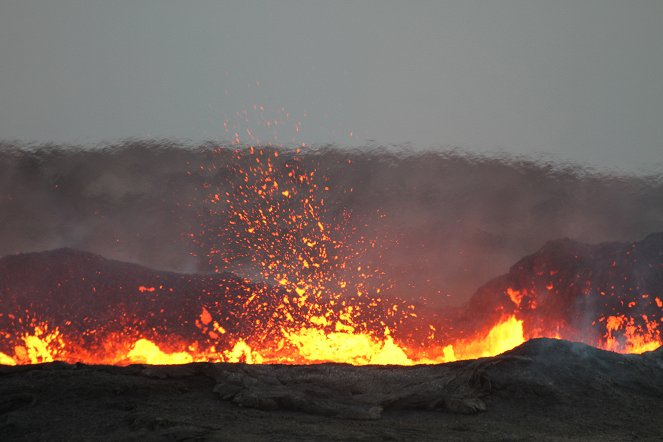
[0,145,661,365]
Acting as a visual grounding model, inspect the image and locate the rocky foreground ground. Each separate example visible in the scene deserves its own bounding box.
[1,338,662,441]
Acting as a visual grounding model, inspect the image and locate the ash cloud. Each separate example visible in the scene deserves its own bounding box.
[1,140,662,307]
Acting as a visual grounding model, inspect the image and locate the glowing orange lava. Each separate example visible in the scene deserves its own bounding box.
[0,313,528,366]
[1,146,661,366]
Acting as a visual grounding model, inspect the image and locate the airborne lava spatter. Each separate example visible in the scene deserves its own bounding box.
[198,146,433,364]
[0,147,662,365]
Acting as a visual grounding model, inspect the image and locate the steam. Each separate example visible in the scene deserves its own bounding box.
[1,139,662,307]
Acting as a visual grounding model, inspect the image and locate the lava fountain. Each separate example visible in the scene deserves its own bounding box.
[0,147,661,365]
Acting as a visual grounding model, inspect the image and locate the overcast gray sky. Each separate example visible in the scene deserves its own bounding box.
[1,1,662,173]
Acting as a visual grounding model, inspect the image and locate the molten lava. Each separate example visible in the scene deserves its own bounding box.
[0,312,528,366]
[0,147,661,366]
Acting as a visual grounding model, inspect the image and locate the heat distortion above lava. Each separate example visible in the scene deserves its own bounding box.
[1,148,662,366]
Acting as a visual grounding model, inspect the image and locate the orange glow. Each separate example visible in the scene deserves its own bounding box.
[281,327,412,365]
[10,324,66,365]
[1,146,661,367]
[0,352,16,366]
[448,315,525,362]
[602,314,662,354]
[0,314,530,366]
[506,288,525,308]
[0,299,659,366]
[125,339,194,365]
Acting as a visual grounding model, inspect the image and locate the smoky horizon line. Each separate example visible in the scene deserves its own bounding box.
[1,138,660,182]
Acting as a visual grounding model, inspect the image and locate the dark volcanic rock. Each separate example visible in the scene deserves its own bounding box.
[0,248,285,356]
[461,233,663,344]
[1,339,662,441]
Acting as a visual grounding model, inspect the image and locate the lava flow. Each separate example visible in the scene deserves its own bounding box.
[1,147,662,366]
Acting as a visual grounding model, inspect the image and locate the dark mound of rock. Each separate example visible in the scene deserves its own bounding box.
[461,233,663,343]
[1,339,662,441]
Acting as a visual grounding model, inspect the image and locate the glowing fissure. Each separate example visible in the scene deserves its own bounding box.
[1,147,661,366]
[1,314,527,366]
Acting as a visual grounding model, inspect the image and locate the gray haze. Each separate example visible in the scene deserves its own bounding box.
[1,1,662,173]
[2,142,662,307]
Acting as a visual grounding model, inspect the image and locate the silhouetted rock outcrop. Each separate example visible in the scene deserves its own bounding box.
[0,248,281,355]
[461,233,663,345]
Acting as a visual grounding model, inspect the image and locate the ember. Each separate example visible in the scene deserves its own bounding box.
[0,148,661,366]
